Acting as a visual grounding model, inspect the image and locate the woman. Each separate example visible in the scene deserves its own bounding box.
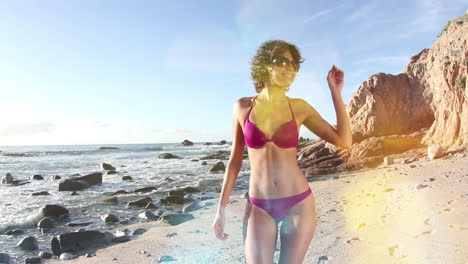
[212,39,352,264]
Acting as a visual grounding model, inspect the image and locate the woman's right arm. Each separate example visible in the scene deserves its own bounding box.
[217,99,246,211]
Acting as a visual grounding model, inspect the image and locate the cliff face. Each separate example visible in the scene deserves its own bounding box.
[348,13,468,150]
[404,14,468,149]
[346,72,433,143]
[298,13,468,177]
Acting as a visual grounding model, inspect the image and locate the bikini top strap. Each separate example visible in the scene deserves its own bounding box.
[248,95,257,114]
[245,95,257,123]
[287,97,295,119]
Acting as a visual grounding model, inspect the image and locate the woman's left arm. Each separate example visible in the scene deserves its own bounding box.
[327,65,352,149]
[330,89,352,149]
[300,65,352,149]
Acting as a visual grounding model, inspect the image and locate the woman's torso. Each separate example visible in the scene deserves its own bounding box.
[239,95,310,199]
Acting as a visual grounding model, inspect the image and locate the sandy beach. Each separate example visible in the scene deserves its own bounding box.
[44,152,468,264]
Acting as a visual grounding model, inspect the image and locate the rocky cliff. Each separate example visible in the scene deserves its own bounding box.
[298,13,468,178]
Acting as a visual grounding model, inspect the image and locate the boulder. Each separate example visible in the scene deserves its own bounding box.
[100,163,116,171]
[158,153,181,159]
[210,161,225,173]
[55,230,112,252]
[127,197,153,207]
[16,236,38,250]
[1,173,14,184]
[160,213,195,226]
[181,139,193,146]
[39,204,69,218]
[58,172,102,191]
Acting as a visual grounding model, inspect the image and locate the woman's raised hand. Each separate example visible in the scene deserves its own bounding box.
[326,65,345,94]
[212,209,229,240]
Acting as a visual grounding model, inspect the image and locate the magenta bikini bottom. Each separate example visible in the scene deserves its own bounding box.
[247,187,312,222]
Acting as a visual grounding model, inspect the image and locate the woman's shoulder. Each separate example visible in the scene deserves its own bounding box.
[236,96,256,108]
[287,96,305,107]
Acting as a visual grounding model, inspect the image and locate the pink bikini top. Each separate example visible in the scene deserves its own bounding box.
[244,95,299,149]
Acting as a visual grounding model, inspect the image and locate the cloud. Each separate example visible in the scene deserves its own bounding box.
[303,6,343,24]
[344,1,379,23]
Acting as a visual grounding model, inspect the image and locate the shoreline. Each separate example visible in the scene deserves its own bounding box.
[40,152,468,263]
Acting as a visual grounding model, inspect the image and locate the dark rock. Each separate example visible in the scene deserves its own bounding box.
[2,153,31,157]
[210,161,225,173]
[98,147,120,150]
[101,214,119,223]
[0,253,10,263]
[17,236,38,250]
[71,191,79,196]
[201,161,207,165]
[204,142,212,145]
[121,176,133,181]
[39,204,69,218]
[191,159,199,162]
[105,170,118,175]
[5,229,25,235]
[131,228,147,236]
[31,175,44,180]
[127,197,153,207]
[110,190,128,196]
[11,179,30,186]
[183,187,200,193]
[133,186,158,193]
[37,217,54,229]
[218,140,227,145]
[1,173,14,184]
[181,139,193,146]
[160,213,195,225]
[38,251,53,259]
[144,202,158,209]
[200,151,230,160]
[158,153,181,159]
[138,210,158,220]
[24,257,41,263]
[112,235,130,243]
[164,177,174,182]
[56,230,112,252]
[58,172,102,191]
[100,163,116,171]
[58,179,89,191]
[51,175,61,180]
[168,190,185,197]
[67,220,93,227]
[51,236,61,256]
[31,191,50,196]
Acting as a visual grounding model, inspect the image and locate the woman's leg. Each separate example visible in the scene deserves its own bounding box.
[244,200,279,264]
[243,199,252,247]
[278,191,317,264]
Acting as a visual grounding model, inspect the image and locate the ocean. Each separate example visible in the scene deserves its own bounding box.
[0,142,250,263]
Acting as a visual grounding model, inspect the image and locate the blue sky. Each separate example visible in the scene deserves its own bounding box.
[0,0,466,146]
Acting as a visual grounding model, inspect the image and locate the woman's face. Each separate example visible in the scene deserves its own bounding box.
[267,49,297,88]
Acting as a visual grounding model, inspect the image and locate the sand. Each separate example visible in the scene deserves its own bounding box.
[44,152,468,264]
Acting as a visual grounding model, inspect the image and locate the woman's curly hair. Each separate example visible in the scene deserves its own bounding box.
[250,40,305,93]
